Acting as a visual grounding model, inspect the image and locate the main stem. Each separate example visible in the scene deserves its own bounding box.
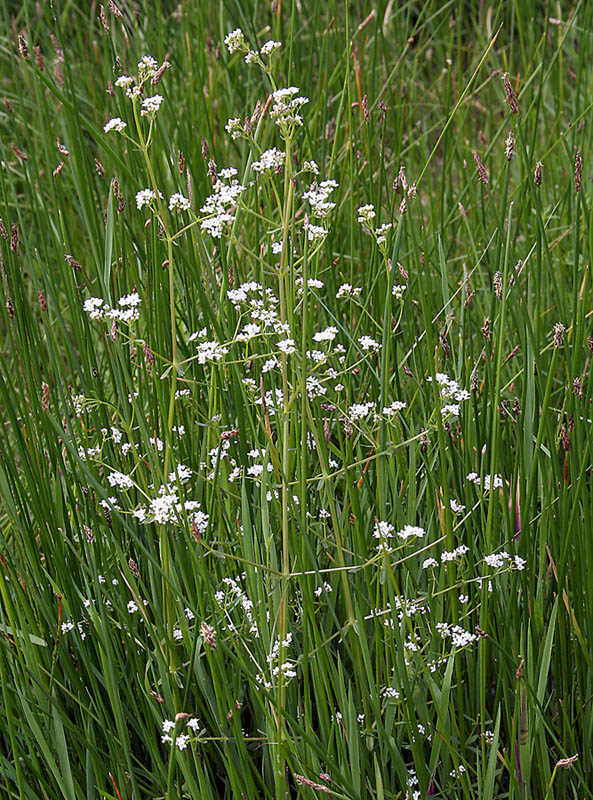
[135,103,177,671]
[276,138,293,800]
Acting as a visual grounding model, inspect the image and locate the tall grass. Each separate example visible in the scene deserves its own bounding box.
[0,1,592,798]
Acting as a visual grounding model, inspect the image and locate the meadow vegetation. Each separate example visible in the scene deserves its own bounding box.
[0,1,592,798]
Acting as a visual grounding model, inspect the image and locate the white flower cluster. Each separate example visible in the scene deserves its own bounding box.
[357,203,376,225]
[200,168,246,238]
[336,283,362,299]
[107,471,134,490]
[113,56,168,101]
[427,372,470,403]
[161,717,203,749]
[440,544,469,562]
[302,179,339,218]
[466,472,503,491]
[103,117,127,134]
[312,326,338,343]
[140,94,163,116]
[270,87,309,132]
[375,222,392,244]
[223,29,246,53]
[215,574,259,637]
[358,335,380,352]
[484,551,526,570]
[383,400,407,417]
[436,623,477,649]
[136,188,163,210]
[131,482,209,533]
[252,147,285,173]
[195,340,228,365]
[348,401,375,421]
[83,292,142,323]
[168,192,191,212]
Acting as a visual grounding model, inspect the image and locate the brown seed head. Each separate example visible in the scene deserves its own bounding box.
[108,0,123,16]
[34,44,44,71]
[151,61,169,85]
[560,422,571,452]
[53,162,64,177]
[534,161,542,186]
[361,94,369,122]
[18,35,29,59]
[83,524,95,543]
[38,289,47,311]
[482,316,491,340]
[99,5,110,32]
[505,130,515,161]
[473,151,489,184]
[41,381,50,411]
[293,775,330,793]
[128,558,140,577]
[553,322,565,349]
[65,254,82,271]
[493,271,503,300]
[556,754,578,769]
[10,224,19,253]
[11,144,28,161]
[574,150,582,193]
[503,73,519,114]
[200,621,217,648]
[56,138,70,156]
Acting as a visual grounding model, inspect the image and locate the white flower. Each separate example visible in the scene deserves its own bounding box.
[83,297,105,319]
[173,628,183,641]
[138,56,158,77]
[306,223,328,241]
[358,335,380,351]
[196,340,228,364]
[103,117,127,133]
[302,179,339,218]
[115,75,134,89]
[277,338,296,354]
[136,189,157,209]
[225,117,244,139]
[312,326,338,342]
[224,28,246,53]
[176,735,190,751]
[397,524,425,540]
[357,203,376,224]
[252,147,285,173]
[349,402,375,421]
[169,193,191,212]
[127,601,138,613]
[302,160,319,174]
[107,471,134,490]
[140,94,163,116]
[118,292,141,307]
[260,40,281,56]
[383,400,406,416]
[270,86,309,131]
[392,284,406,299]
